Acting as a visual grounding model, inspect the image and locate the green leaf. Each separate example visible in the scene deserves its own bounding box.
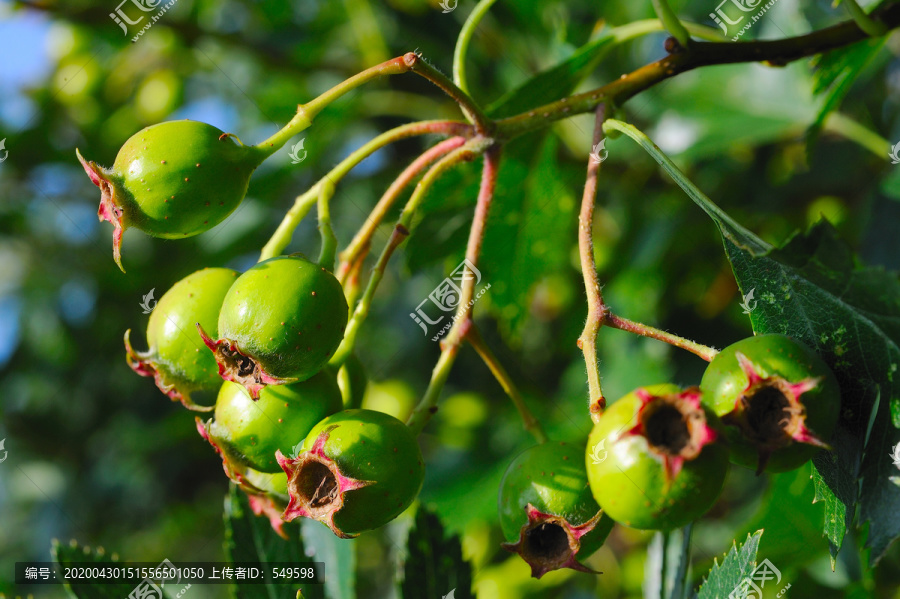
[299,519,355,599]
[696,531,762,599]
[808,39,887,143]
[224,484,325,599]
[399,505,473,599]
[52,539,137,599]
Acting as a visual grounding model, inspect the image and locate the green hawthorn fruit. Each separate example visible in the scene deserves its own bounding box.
[700,334,840,473]
[277,409,425,538]
[498,442,614,579]
[77,120,267,271]
[125,267,238,410]
[198,255,349,398]
[586,385,729,530]
[202,375,342,474]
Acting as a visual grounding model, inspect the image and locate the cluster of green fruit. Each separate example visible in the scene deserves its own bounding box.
[80,121,424,540]
[80,120,841,578]
[497,334,840,577]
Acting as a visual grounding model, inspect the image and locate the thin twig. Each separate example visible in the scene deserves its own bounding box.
[467,324,548,444]
[577,105,608,422]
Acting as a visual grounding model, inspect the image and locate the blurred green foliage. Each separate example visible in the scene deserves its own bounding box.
[1,0,900,597]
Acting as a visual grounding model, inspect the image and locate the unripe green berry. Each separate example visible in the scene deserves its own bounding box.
[205,375,342,473]
[199,255,349,398]
[586,384,729,530]
[125,267,238,410]
[700,334,840,473]
[77,120,266,271]
[277,409,425,538]
[498,442,613,579]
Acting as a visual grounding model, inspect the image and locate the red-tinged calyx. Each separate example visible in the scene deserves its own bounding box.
[196,324,295,399]
[501,503,602,579]
[723,352,829,474]
[195,417,265,494]
[76,148,127,273]
[626,387,718,483]
[123,330,213,412]
[247,493,289,540]
[276,427,373,539]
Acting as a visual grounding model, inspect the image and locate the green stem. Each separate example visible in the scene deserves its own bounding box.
[329,139,488,367]
[337,135,470,283]
[259,120,471,262]
[453,0,499,96]
[407,346,461,436]
[824,111,892,159]
[606,313,718,362]
[254,55,413,158]
[650,0,691,48]
[406,145,501,435]
[317,180,337,269]
[843,0,888,37]
[578,106,609,422]
[407,54,494,135]
[467,325,548,444]
[494,2,900,140]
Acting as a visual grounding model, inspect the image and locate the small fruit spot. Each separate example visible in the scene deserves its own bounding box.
[161,160,166,164]
[524,523,569,560]
[185,177,190,182]
[312,292,317,296]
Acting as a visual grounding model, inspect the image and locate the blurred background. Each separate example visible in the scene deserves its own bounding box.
[1,0,900,597]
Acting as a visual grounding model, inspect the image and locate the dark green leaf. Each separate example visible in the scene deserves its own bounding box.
[52,539,137,599]
[298,519,355,599]
[696,531,762,599]
[807,39,887,143]
[399,506,473,599]
[224,484,325,599]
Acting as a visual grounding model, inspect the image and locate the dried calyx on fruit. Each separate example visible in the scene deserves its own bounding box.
[700,334,840,473]
[276,409,424,538]
[125,267,238,411]
[198,255,349,399]
[198,373,342,479]
[498,442,613,579]
[77,120,267,271]
[586,384,729,530]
